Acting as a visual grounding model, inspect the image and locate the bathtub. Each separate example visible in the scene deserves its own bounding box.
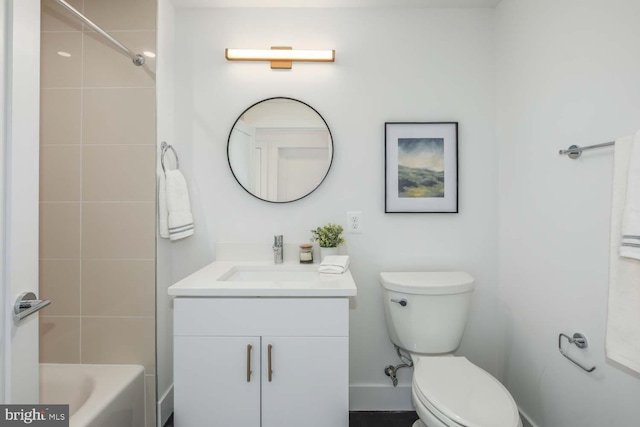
[40,364,145,427]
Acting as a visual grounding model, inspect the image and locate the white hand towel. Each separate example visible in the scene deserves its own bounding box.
[158,172,169,238]
[319,255,350,274]
[620,130,640,260]
[606,134,640,374]
[166,169,194,241]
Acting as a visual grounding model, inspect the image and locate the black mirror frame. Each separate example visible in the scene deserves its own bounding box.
[226,96,334,204]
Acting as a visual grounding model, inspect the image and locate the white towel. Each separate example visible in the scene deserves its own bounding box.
[620,130,640,260]
[319,255,350,274]
[165,169,194,241]
[606,134,640,374]
[158,172,169,238]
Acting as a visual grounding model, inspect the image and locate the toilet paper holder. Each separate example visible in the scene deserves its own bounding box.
[558,332,596,373]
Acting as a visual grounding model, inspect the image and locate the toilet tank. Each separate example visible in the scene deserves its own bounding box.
[380,272,474,354]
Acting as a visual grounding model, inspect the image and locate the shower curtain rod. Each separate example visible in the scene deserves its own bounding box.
[54,0,146,66]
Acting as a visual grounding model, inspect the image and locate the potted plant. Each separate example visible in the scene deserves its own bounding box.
[311,223,345,259]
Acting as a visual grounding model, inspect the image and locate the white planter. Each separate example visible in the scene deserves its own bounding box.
[319,247,339,261]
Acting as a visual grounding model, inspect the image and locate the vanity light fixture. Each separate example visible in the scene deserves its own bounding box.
[225,47,335,69]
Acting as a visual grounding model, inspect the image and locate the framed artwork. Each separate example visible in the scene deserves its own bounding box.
[385,122,458,213]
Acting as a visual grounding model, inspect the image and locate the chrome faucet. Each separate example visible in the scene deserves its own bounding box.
[273,235,283,264]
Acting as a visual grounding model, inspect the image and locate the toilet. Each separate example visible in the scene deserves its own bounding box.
[380,272,522,427]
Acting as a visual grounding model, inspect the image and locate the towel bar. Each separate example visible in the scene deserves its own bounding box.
[559,141,615,159]
[558,332,596,372]
[161,141,179,172]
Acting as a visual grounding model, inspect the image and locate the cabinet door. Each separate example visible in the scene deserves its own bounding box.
[174,336,260,427]
[261,337,349,427]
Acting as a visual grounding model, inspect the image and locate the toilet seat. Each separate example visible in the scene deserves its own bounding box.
[412,356,521,427]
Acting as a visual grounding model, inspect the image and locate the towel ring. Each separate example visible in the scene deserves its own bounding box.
[161,141,179,172]
[558,332,596,373]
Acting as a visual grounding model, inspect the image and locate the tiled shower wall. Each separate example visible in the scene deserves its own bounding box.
[38,0,157,425]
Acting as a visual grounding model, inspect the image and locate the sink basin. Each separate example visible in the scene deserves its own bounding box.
[167,261,357,297]
[220,266,319,282]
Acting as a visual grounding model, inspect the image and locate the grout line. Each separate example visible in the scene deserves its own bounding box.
[77,144,157,146]
[82,201,156,204]
[40,258,154,262]
[79,10,85,362]
[41,30,156,34]
[41,315,155,319]
[41,86,155,90]
[40,143,156,146]
[81,29,157,33]
[40,201,155,204]
[82,201,155,204]
[74,315,156,318]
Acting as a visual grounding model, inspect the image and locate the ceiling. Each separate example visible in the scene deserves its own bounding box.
[172,0,502,8]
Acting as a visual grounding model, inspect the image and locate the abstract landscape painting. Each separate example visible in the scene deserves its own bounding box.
[397,138,444,198]
[385,122,458,213]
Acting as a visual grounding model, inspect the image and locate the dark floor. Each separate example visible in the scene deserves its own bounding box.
[350,411,419,427]
[163,411,419,427]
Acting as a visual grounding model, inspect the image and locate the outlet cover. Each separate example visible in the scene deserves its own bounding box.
[347,211,363,233]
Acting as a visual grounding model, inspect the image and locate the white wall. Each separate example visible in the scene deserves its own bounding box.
[0,0,7,404]
[496,0,640,426]
[171,6,498,407]
[156,0,176,423]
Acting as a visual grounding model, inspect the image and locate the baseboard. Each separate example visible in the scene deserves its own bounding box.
[157,384,173,427]
[349,384,413,411]
[350,384,538,427]
[518,407,538,427]
[159,382,533,425]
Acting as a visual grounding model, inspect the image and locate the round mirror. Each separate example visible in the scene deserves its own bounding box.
[227,97,334,203]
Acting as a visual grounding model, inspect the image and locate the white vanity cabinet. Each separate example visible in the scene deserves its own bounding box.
[173,297,349,427]
[174,335,261,426]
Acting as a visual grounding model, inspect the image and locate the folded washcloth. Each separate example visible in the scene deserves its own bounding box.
[165,169,194,241]
[319,255,350,274]
[158,172,169,238]
[620,130,640,260]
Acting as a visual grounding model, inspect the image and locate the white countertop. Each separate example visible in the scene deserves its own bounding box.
[168,261,357,297]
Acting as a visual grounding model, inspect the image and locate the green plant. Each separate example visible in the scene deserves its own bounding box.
[310,223,345,248]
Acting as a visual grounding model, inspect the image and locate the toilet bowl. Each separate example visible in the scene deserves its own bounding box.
[411,356,522,427]
[379,272,522,427]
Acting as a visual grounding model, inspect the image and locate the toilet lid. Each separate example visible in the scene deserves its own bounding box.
[413,357,520,427]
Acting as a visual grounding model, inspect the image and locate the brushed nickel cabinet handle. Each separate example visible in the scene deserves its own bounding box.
[246,344,253,382]
[268,344,273,382]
